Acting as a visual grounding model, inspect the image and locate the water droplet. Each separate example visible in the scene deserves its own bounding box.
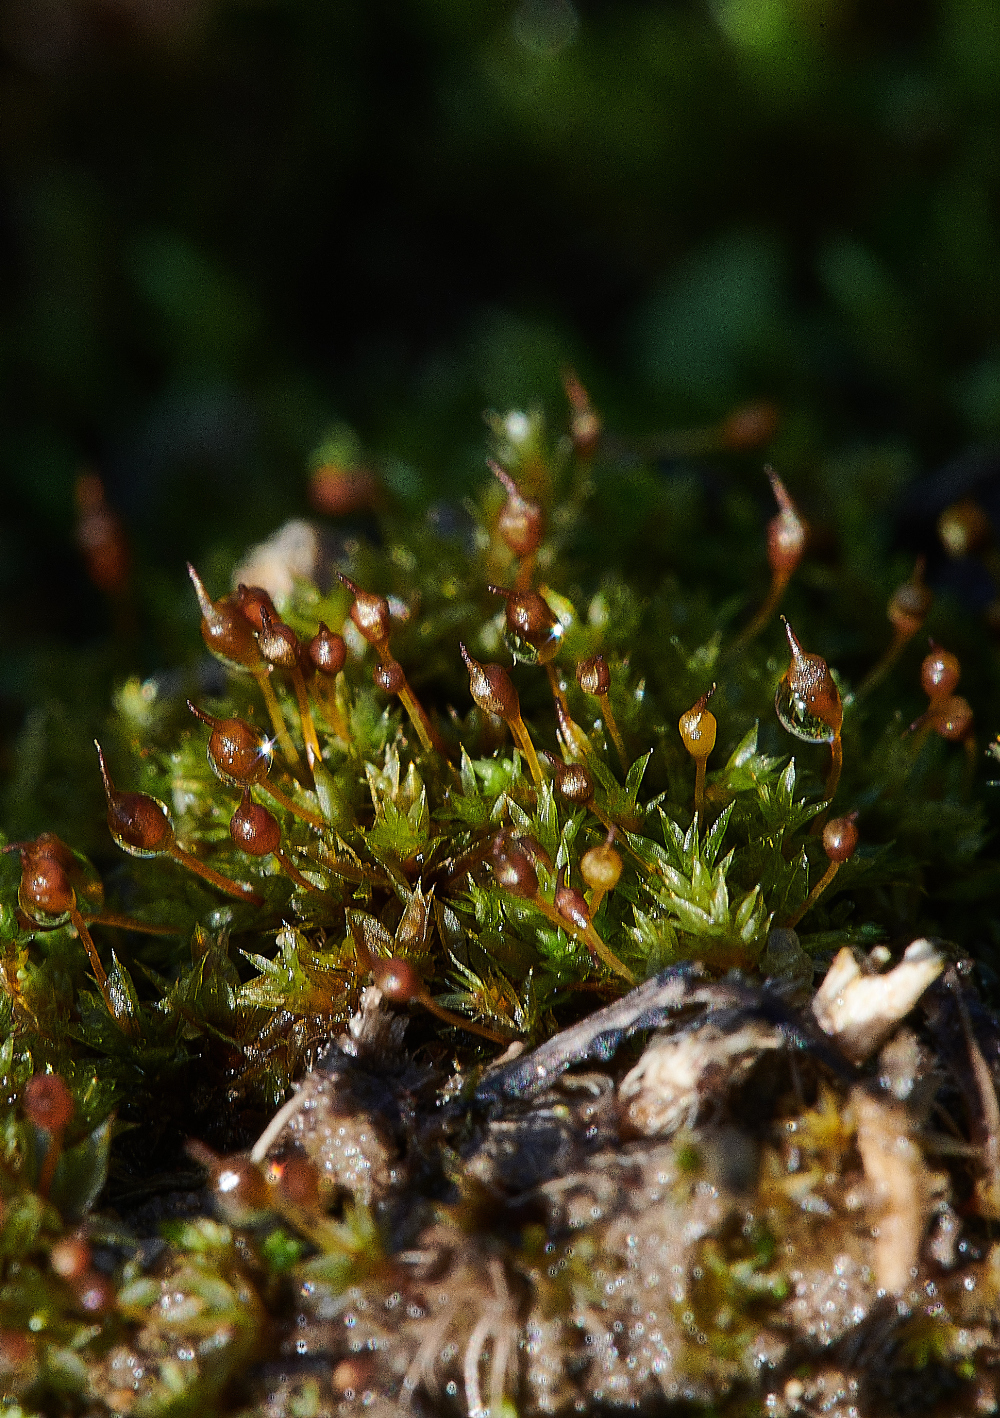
[775,677,838,743]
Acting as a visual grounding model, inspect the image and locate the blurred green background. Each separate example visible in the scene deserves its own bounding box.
[3,0,1000,836]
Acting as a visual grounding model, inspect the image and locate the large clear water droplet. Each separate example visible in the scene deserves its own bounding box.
[775,676,837,743]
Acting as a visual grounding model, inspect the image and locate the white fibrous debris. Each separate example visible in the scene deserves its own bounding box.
[852,1086,943,1295]
[232,519,320,609]
[618,1019,783,1136]
[811,939,944,1065]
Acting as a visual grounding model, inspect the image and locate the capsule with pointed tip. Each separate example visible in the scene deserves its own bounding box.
[188,563,301,767]
[187,563,262,672]
[679,685,717,816]
[776,621,843,803]
[96,741,263,905]
[95,742,174,858]
[575,654,627,772]
[340,574,392,654]
[255,606,303,671]
[490,584,561,664]
[765,467,807,581]
[460,644,542,784]
[460,643,519,720]
[188,703,274,788]
[888,559,932,640]
[775,622,843,743]
[236,582,278,633]
[489,459,544,558]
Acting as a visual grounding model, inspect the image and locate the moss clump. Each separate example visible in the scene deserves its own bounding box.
[3,390,1000,1415]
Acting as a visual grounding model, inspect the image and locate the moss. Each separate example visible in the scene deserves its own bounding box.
[3,392,1000,1414]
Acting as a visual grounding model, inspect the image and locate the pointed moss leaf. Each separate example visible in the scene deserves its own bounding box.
[348,909,394,960]
[729,722,760,770]
[624,749,653,804]
[240,927,347,1015]
[554,814,584,872]
[459,747,478,798]
[667,895,714,934]
[734,885,770,943]
[433,900,467,955]
[717,722,786,795]
[710,870,730,920]
[439,956,529,1035]
[532,782,560,859]
[106,951,142,1034]
[366,789,431,864]
[50,1116,112,1220]
[630,905,680,967]
[703,802,734,867]
[312,760,353,830]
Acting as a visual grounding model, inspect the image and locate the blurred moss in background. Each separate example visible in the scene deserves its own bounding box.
[2,0,1000,839]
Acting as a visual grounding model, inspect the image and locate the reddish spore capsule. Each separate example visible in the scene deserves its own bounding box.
[821,813,859,864]
[24,1073,74,1131]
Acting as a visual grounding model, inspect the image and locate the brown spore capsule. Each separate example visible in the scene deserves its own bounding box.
[255,606,302,670]
[23,1073,74,1131]
[555,868,592,934]
[576,654,611,697]
[373,955,424,1004]
[932,694,974,743]
[581,842,622,894]
[776,621,843,740]
[373,659,406,695]
[679,687,718,760]
[764,468,807,580]
[236,582,277,633]
[719,399,780,451]
[921,644,961,702]
[340,574,392,652]
[50,1237,91,1280]
[490,585,561,663]
[822,813,859,864]
[938,497,991,558]
[888,559,932,639]
[230,789,282,858]
[95,742,173,857]
[553,760,595,805]
[309,622,347,677]
[460,644,520,721]
[188,703,273,787]
[490,834,539,899]
[492,469,544,559]
[187,563,261,671]
[563,368,602,459]
[211,1154,272,1225]
[17,844,75,923]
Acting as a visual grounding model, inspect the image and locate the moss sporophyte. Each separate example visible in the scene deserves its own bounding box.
[5,382,1000,1415]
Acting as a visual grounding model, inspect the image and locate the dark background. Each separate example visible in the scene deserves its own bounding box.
[3,0,1000,835]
